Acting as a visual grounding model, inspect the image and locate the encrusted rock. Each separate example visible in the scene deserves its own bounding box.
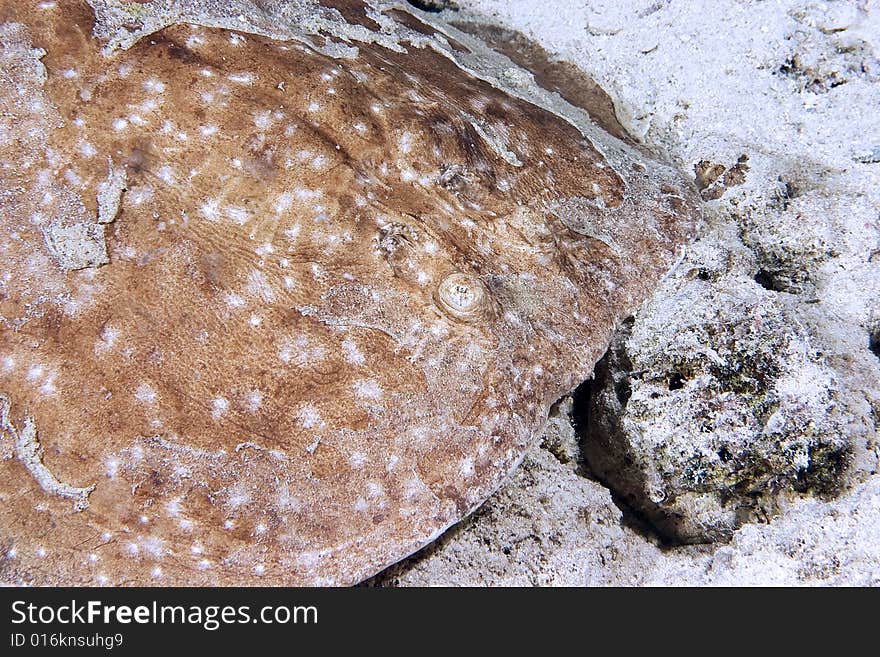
[582,213,878,543]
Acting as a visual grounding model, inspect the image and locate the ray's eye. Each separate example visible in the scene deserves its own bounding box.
[435,272,490,322]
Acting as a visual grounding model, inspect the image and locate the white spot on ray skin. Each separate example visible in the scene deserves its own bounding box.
[104,457,119,479]
[143,78,166,94]
[156,166,175,185]
[341,337,365,366]
[353,379,382,400]
[245,390,262,412]
[297,405,321,429]
[254,111,271,130]
[198,199,220,221]
[227,483,250,508]
[245,270,275,303]
[94,325,119,355]
[211,396,228,419]
[273,192,294,214]
[399,131,413,154]
[127,185,153,206]
[134,383,156,404]
[39,374,57,396]
[199,124,218,137]
[278,335,326,366]
[294,187,321,201]
[142,537,165,558]
[224,292,246,309]
[224,206,249,225]
[228,72,254,85]
[64,168,82,187]
[296,551,323,569]
[165,498,182,517]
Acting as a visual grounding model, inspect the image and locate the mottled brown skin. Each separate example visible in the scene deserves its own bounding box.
[0,0,699,585]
